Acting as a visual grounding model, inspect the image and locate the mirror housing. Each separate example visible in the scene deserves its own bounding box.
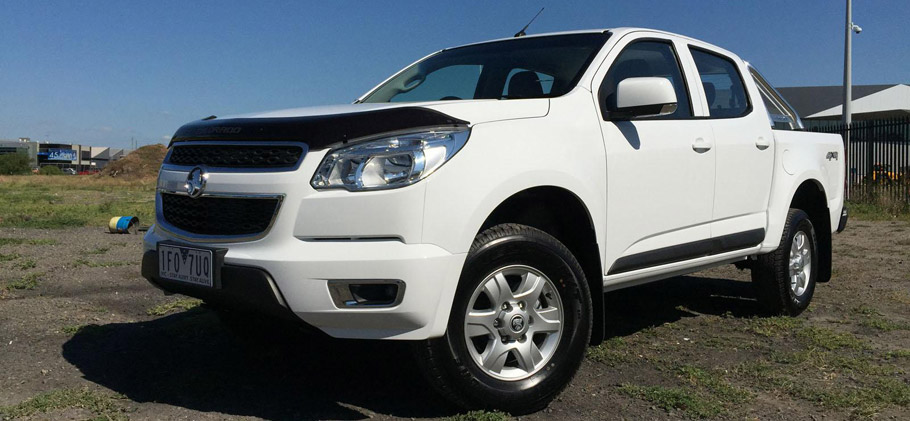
[609,77,678,120]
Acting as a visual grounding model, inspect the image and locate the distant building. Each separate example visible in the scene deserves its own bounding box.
[0,138,38,168]
[0,138,131,172]
[777,84,910,127]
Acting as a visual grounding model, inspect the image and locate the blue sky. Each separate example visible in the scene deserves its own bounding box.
[1,1,907,149]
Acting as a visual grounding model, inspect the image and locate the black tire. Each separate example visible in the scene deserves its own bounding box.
[752,209,818,316]
[415,224,592,414]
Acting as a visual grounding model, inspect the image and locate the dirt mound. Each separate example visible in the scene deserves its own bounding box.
[100,144,167,179]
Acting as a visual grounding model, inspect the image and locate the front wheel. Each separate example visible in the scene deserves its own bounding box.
[416,224,591,414]
[752,209,818,316]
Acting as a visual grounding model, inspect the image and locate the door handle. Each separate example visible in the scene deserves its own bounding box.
[756,137,771,150]
[692,137,712,153]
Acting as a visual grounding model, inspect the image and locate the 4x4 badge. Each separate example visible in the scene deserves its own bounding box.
[185,167,207,198]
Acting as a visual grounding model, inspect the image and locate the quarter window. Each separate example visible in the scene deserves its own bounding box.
[600,40,692,119]
[749,67,802,130]
[502,68,554,98]
[690,48,750,118]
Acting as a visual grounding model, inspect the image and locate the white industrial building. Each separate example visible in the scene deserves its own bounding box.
[778,84,910,123]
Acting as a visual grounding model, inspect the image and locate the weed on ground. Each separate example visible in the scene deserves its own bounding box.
[73,258,133,268]
[0,387,129,420]
[147,299,203,316]
[4,272,41,291]
[445,410,511,421]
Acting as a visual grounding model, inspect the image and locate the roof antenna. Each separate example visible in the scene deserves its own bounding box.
[514,8,544,38]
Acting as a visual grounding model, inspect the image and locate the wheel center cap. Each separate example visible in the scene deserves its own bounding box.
[510,315,525,333]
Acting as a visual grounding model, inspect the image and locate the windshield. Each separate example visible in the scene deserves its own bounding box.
[360,32,610,103]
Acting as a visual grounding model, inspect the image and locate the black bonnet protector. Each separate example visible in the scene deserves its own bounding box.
[170,107,469,150]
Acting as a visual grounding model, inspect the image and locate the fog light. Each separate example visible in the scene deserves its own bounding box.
[328,280,405,308]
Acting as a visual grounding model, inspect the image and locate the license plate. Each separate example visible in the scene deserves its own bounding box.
[158,244,214,287]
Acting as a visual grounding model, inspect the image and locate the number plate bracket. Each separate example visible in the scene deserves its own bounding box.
[156,241,229,289]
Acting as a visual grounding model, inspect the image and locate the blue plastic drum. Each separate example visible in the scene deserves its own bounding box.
[108,216,139,234]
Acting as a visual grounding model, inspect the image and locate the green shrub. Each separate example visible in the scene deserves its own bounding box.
[0,152,31,175]
[38,166,63,176]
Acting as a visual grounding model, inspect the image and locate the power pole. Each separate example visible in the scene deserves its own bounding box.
[843,0,853,127]
[842,0,861,199]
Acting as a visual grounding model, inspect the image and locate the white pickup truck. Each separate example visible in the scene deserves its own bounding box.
[142,28,847,413]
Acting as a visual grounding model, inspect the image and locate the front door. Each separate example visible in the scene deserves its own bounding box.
[592,35,716,276]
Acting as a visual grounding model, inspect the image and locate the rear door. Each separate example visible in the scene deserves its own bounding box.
[684,45,775,242]
[591,33,717,277]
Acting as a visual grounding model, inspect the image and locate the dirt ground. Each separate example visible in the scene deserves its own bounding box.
[1,221,908,420]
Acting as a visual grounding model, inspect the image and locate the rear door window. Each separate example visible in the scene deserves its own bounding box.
[689,48,750,118]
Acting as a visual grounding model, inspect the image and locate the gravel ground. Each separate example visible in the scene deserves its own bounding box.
[0,221,908,420]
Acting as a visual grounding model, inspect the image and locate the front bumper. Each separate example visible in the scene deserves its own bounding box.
[141,250,301,323]
[142,225,466,340]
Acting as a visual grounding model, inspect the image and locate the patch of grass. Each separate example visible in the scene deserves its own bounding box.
[886,350,910,360]
[853,304,882,316]
[0,237,57,247]
[0,238,26,247]
[0,252,20,262]
[147,298,203,316]
[745,316,804,337]
[850,305,908,331]
[85,247,110,255]
[0,176,155,229]
[14,258,36,270]
[735,361,861,410]
[677,365,752,405]
[618,384,723,419]
[445,410,511,421]
[769,349,897,376]
[61,324,109,336]
[796,326,864,350]
[865,377,910,406]
[4,272,41,291]
[85,306,109,314]
[587,337,631,366]
[888,290,910,305]
[847,198,910,221]
[861,315,910,332]
[0,387,128,420]
[73,258,132,268]
[736,355,910,417]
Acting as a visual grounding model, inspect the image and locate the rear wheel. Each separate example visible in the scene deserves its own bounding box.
[416,224,591,414]
[752,209,818,316]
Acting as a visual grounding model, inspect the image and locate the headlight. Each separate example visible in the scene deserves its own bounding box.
[311,128,470,191]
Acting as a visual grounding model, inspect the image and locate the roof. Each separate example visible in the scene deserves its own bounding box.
[445,27,705,51]
[777,84,908,119]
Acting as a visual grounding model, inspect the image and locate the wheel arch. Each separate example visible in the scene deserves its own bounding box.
[788,179,832,283]
[477,186,605,345]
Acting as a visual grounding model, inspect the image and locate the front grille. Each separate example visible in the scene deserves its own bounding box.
[167,144,304,169]
[160,193,281,236]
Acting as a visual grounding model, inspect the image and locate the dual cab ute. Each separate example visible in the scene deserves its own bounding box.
[142,28,846,413]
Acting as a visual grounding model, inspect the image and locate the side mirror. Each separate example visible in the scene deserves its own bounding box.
[610,77,678,119]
